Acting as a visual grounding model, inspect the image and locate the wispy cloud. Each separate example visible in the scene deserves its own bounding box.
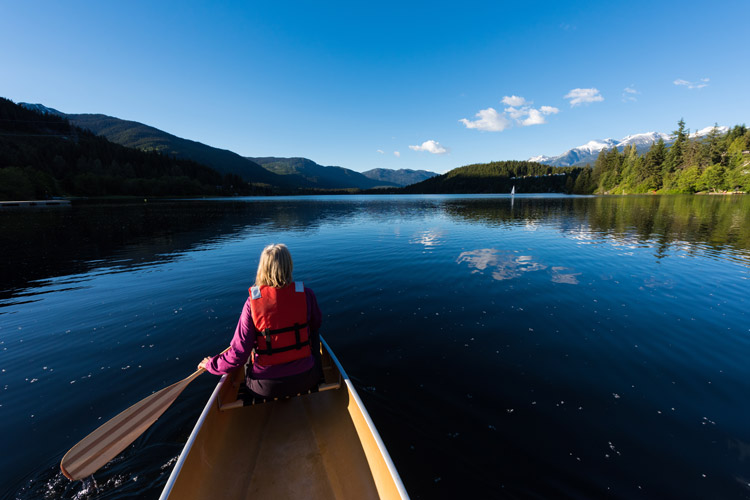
[674,78,709,89]
[409,140,448,154]
[459,107,511,132]
[501,95,528,107]
[504,105,527,121]
[460,95,558,132]
[376,149,385,154]
[564,88,604,107]
[622,86,639,102]
[394,151,401,157]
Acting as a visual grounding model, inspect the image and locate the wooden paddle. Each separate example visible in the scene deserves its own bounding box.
[60,348,230,480]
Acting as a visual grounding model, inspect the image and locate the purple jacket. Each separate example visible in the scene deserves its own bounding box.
[205,286,322,379]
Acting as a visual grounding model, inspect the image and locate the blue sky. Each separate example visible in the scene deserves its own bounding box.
[2,1,748,173]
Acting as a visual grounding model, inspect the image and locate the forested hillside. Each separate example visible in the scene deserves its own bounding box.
[24,104,402,190]
[583,120,750,194]
[361,168,438,186]
[0,98,256,199]
[404,121,749,196]
[51,112,286,186]
[249,157,398,189]
[402,161,584,194]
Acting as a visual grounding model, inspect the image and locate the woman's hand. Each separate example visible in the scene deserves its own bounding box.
[198,357,212,371]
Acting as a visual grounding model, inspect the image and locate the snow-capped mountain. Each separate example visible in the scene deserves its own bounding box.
[529,138,619,166]
[530,127,727,167]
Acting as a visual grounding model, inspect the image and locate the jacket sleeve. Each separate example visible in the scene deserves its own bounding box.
[205,297,256,375]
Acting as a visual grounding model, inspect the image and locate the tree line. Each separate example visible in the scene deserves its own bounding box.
[0,97,258,200]
[582,120,750,194]
[402,160,583,194]
[402,121,749,195]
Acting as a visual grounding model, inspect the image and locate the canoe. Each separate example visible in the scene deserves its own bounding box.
[159,337,408,499]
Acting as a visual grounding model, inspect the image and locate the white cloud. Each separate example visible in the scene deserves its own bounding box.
[394,151,400,157]
[622,86,639,102]
[674,78,709,89]
[507,101,559,127]
[504,106,527,120]
[521,109,547,126]
[461,96,560,131]
[409,140,448,154]
[518,107,557,126]
[501,95,528,107]
[459,107,511,132]
[564,88,604,106]
[540,106,559,115]
[376,149,384,154]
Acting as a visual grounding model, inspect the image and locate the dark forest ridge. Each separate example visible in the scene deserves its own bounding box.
[0,99,437,198]
[0,98,257,199]
[17,102,433,191]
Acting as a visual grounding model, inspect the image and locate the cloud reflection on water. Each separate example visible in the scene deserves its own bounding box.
[456,249,546,281]
[550,266,581,284]
[457,249,580,284]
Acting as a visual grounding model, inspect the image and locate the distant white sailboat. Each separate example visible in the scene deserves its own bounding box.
[511,185,515,196]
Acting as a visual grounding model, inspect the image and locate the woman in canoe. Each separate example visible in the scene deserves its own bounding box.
[198,243,323,399]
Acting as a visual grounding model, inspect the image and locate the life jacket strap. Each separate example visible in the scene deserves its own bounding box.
[256,322,309,355]
[255,338,311,355]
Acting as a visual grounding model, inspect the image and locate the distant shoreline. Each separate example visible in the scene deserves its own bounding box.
[1,190,746,205]
[0,199,71,208]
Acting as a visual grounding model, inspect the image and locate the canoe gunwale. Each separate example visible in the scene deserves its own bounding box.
[158,373,228,500]
[320,337,409,500]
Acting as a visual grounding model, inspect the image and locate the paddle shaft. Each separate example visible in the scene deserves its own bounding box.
[61,347,231,480]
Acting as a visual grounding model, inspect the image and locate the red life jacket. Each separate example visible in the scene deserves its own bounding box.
[249,282,311,366]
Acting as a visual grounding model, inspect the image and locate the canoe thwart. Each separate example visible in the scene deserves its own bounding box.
[218,376,342,411]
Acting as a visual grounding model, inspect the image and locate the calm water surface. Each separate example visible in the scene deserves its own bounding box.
[1,194,749,499]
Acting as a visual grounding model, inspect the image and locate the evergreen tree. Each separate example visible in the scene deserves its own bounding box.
[664,118,687,173]
[701,124,724,166]
[698,165,727,192]
[676,165,701,193]
[643,139,667,189]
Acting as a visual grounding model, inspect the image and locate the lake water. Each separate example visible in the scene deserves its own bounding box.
[2,194,749,499]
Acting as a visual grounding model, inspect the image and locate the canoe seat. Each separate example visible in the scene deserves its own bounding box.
[219,378,342,411]
[218,350,342,411]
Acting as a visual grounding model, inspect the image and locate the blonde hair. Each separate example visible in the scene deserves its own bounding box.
[255,243,293,288]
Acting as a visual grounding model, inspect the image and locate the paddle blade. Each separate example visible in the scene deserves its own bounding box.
[61,370,203,480]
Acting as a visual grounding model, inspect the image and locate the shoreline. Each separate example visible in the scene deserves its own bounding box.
[1,191,746,205]
[0,199,71,209]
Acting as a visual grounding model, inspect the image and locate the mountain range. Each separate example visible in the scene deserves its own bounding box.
[360,168,437,186]
[20,104,285,185]
[248,157,399,190]
[19,103,436,189]
[529,127,728,167]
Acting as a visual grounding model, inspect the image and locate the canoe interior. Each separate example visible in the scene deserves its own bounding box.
[164,345,404,499]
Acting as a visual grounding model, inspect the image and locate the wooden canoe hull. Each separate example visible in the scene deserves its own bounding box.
[160,338,407,499]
